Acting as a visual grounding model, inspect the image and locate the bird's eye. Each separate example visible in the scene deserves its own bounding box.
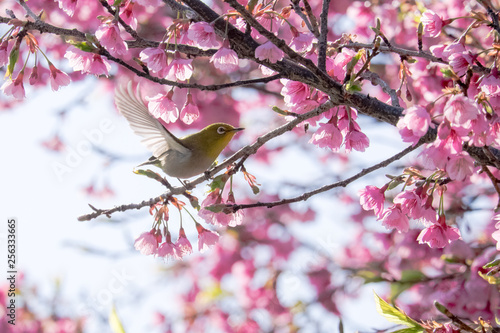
[217,126,226,135]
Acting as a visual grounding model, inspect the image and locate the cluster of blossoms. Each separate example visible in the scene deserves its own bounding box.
[134,169,258,258]
[133,199,219,259]
[0,24,71,99]
[359,168,462,249]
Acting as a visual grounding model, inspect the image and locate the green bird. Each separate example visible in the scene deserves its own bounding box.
[115,83,243,178]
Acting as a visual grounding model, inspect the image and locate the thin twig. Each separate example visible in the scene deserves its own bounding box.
[478,0,500,35]
[434,301,478,333]
[225,141,423,212]
[98,0,141,40]
[17,0,40,21]
[360,72,400,107]
[290,0,315,36]
[317,0,331,72]
[301,0,320,37]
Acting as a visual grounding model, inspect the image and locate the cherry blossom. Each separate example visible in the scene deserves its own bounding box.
[134,229,159,255]
[255,41,284,63]
[146,90,179,124]
[210,40,239,73]
[420,10,445,38]
[95,20,128,57]
[187,22,220,50]
[417,215,461,248]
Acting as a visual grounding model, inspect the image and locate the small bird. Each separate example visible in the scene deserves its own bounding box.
[115,83,243,179]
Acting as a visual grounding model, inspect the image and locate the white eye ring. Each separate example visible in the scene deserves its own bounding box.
[217,126,226,134]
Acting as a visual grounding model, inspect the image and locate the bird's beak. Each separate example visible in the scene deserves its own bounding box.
[232,127,244,132]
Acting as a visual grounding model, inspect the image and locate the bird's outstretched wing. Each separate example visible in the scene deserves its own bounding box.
[114,82,190,158]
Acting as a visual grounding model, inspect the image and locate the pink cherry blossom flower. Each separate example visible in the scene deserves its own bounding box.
[255,41,284,63]
[419,142,448,169]
[417,215,461,248]
[378,204,409,233]
[41,134,65,152]
[167,52,193,81]
[445,151,475,181]
[281,79,310,105]
[146,90,179,123]
[421,10,444,38]
[134,228,159,255]
[196,224,219,252]
[1,71,25,99]
[399,105,432,138]
[64,47,89,71]
[48,63,71,91]
[309,122,343,152]
[180,92,200,125]
[344,129,369,152]
[480,73,500,96]
[57,0,78,16]
[449,51,474,77]
[120,1,138,30]
[492,220,500,251]
[187,22,220,50]
[87,54,112,76]
[358,185,387,218]
[397,122,422,146]
[393,190,422,220]
[140,46,168,74]
[65,47,111,76]
[289,31,315,53]
[95,21,128,57]
[175,227,193,257]
[210,40,239,73]
[226,192,244,227]
[0,40,9,67]
[157,230,180,260]
[198,190,243,227]
[436,128,463,155]
[443,95,479,126]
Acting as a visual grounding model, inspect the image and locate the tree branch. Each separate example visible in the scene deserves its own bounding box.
[224,141,424,212]
[317,0,331,72]
[77,100,335,221]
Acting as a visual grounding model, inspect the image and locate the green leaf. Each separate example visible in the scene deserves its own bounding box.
[6,46,19,78]
[68,40,96,52]
[209,174,229,191]
[484,258,500,268]
[356,270,385,283]
[250,185,260,195]
[373,292,421,328]
[345,82,362,92]
[133,168,165,183]
[109,305,126,333]
[440,68,454,78]
[272,106,290,116]
[390,327,425,333]
[204,204,225,213]
[189,196,200,211]
[399,270,426,283]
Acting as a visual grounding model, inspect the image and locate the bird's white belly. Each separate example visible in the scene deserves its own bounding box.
[160,149,213,179]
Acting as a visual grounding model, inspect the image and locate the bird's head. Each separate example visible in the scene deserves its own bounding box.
[183,123,244,160]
